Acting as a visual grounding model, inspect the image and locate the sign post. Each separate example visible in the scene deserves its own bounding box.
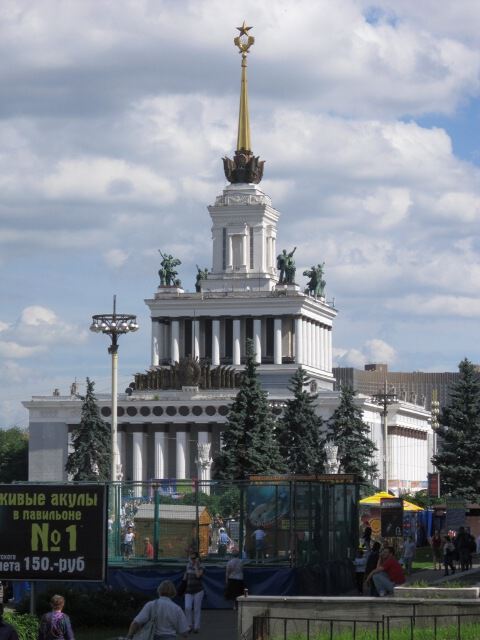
[380,497,404,538]
[0,484,107,582]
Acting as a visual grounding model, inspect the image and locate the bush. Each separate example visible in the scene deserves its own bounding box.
[17,584,150,628]
[4,611,39,640]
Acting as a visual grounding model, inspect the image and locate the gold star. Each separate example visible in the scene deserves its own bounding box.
[236,21,253,37]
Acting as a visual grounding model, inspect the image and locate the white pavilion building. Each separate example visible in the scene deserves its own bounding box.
[24,27,433,495]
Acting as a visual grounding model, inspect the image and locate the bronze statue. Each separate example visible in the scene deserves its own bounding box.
[158,251,181,287]
[277,247,296,284]
[195,265,209,292]
[303,263,326,298]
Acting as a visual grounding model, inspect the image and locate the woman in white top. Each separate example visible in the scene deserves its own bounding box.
[127,580,189,640]
[224,552,245,609]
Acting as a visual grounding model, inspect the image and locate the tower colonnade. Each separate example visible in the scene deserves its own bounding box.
[151,314,332,371]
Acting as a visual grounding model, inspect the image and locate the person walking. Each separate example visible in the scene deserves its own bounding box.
[365,547,405,597]
[352,548,367,594]
[443,536,456,576]
[123,525,135,561]
[127,580,189,640]
[401,536,416,575]
[218,528,232,557]
[224,552,245,609]
[0,604,19,640]
[363,541,381,596]
[251,527,266,563]
[430,530,443,570]
[184,551,204,634]
[37,594,74,640]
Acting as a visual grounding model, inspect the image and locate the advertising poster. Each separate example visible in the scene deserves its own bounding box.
[380,498,404,538]
[0,484,107,581]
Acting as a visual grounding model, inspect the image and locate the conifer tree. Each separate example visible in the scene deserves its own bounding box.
[329,385,377,480]
[213,340,284,480]
[66,378,111,481]
[432,358,480,500]
[277,368,326,474]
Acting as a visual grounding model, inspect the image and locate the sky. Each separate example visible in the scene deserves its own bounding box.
[1,0,480,427]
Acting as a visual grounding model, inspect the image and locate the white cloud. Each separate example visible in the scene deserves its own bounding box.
[387,295,480,318]
[334,339,396,368]
[15,306,88,346]
[0,341,45,358]
[103,248,129,269]
[0,321,9,332]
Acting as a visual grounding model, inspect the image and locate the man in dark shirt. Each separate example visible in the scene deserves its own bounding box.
[364,541,381,595]
[366,546,405,596]
[0,604,19,640]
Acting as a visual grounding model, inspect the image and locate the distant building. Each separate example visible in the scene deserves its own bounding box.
[333,363,459,411]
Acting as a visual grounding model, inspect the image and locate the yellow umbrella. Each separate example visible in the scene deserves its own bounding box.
[359,491,424,512]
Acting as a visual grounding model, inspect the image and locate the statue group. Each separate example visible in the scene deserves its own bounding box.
[158,251,182,287]
[276,247,296,284]
[195,265,209,292]
[303,263,326,298]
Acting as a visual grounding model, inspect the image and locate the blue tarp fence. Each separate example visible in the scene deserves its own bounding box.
[12,561,354,608]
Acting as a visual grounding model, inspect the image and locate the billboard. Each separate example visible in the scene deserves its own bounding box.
[380,498,403,538]
[0,484,107,581]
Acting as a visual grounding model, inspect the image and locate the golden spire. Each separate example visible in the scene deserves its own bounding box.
[234,21,254,152]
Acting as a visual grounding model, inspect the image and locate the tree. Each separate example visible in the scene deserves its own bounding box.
[0,427,28,482]
[65,378,111,481]
[277,368,326,474]
[432,358,480,500]
[329,385,378,480]
[213,340,284,480]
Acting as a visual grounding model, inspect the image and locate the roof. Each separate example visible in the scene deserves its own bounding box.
[135,503,210,521]
[359,491,424,512]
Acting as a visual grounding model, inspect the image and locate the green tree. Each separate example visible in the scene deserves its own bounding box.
[432,358,480,500]
[329,385,378,480]
[213,340,284,480]
[0,427,28,482]
[277,368,326,474]
[65,378,111,481]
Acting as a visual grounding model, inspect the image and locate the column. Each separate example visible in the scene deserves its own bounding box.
[212,319,220,365]
[192,320,200,359]
[171,320,180,364]
[196,431,212,494]
[311,322,317,369]
[241,234,247,267]
[154,431,166,479]
[320,325,327,371]
[253,318,262,363]
[227,236,233,268]
[315,324,321,369]
[233,319,241,365]
[327,327,332,371]
[132,432,143,496]
[176,431,187,479]
[274,318,282,365]
[295,317,303,364]
[151,320,161,366]
[302,320,309,366]
[308,321,314,366]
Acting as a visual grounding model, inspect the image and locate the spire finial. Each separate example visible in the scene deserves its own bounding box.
[234,22,254,152]
[223,23,265,184]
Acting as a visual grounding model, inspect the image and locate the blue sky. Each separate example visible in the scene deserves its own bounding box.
[1,0,480,426]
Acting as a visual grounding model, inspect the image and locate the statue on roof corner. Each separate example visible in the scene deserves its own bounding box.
[277,247,296,284]
[304,263,326,298]
[223,22,265,185]
[195,265,209,292]
[158,250,181,287]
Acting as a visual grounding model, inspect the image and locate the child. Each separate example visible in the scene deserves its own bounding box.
[353,548,367,594]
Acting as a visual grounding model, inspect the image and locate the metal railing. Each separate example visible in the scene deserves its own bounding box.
[252,613,480,640]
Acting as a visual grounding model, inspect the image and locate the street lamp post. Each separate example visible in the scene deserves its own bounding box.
[372,380,397,493]
[90,295,138,482]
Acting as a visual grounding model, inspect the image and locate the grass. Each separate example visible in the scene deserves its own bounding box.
[277,622,480,639]
[411,546,435,571]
